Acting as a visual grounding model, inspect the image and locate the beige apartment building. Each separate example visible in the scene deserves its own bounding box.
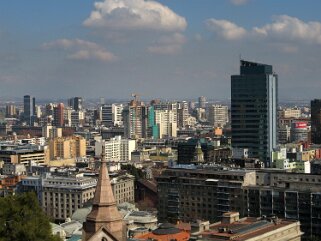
[111,174,135,204]
[48,135,86,160]
[42,173,97,221]
[0,148,48,165]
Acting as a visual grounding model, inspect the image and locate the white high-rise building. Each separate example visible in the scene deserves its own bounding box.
[208,105,229,127]
[177,101,189,128]
[198,96,206,108]
[155,109,177,138]
[64,106,73,127]
[95,136,136,161]
[113,104,123,126]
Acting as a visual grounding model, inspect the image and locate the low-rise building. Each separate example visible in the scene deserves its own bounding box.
[0,147,48,165]
[0,174,26,196]
[193,212,302,241]
[111,174,135,204]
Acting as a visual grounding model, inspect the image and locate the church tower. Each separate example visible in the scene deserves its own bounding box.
[193,140,204,164]
[82,152,125,241]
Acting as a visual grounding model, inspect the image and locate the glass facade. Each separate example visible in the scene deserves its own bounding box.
[231,60,278,167]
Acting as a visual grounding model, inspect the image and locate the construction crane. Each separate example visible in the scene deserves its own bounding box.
[131,93,141,102]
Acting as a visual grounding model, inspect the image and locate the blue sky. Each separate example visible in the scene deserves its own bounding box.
[0,0,321,100]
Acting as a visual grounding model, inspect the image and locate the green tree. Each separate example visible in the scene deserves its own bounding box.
[0,192,62,241]
[121,164,145,179]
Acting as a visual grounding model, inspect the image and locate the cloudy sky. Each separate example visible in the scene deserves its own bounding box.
[0,0,321,100]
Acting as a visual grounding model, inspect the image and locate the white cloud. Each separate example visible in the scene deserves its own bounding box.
[230,0,249,6]
[83,0,187,32]
[148,33,186,54]
[253,15,321,44]
[205,19,247,40]
[42,39,116,62]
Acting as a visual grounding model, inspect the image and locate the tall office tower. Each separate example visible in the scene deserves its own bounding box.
[199,96,206,108]
[5,103,16,118]
[64,106,73,127]
[53,103,64,127]
[177,101,189,128]
[101,104,123,127]
[35,105,42,118]
[68,97,83,111]
[71,110,85,127]
[147,106,159,139]
[189,101,196,111]
[45,103,55,116]
[231,60,278,167]
[152,101,177,138]
[113,104,123,126]
[101,104,113,127]
[311,99,321,144]
[32,97,36,116]
[123,100,147,139]
[23,95,34,126]
[208,105,229,127]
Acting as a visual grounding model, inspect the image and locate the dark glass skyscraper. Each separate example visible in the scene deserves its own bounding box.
[68,97,83,111]
[311,99,321,144]
[231,60,278,167]
[23,95,34,126]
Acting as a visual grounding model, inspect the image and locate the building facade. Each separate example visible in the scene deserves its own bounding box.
[42,173,96,221]
[48,136,86,161]
[231,60,278,167]
[123,100,148,139]
[157,167,256,223]
[208,105,229,127]
[53,103,64,127]
[23,95,35,126]
[157,167,321,238]
[95,136,136,161]
[111,174,135,204]
[68,97,83,111]
[311,99,321,144]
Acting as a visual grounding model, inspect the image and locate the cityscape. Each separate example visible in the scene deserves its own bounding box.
[0,1,321,241]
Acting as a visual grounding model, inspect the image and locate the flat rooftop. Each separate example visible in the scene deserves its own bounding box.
[199,217,300,241]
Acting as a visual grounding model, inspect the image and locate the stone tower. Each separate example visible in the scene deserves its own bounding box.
[193,140,204,164]
[82,153,125,241]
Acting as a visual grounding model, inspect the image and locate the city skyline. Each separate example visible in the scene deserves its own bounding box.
[1,0,321,99]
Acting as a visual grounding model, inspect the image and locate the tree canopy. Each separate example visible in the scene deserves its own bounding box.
[0,192,62,241]
[121,164,145,179]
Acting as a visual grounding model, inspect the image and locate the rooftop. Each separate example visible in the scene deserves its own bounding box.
[199,216,302,241]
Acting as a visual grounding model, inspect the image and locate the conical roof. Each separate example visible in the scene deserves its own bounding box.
[85,154,122,222]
